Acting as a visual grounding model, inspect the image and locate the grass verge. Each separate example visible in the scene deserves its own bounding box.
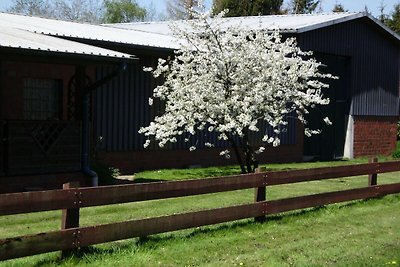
[1,158,399,266]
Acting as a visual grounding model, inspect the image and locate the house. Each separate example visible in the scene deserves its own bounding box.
[0,15,137,192]
[0,12,398,186]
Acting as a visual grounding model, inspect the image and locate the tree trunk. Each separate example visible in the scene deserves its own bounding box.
[243,133,259,173]
[227,135,246,174]
[227,134,259,174]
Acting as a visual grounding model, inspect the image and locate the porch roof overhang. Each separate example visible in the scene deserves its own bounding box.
[0,26,137,64]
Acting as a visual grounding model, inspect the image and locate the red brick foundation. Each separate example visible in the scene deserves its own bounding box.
[353,116,397,157]
[96,122,304,174]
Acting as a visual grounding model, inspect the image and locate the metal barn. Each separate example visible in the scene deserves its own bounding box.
[0,12,399,181]
[92,12,400,172]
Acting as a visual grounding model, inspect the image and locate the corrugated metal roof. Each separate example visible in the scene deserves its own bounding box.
[106,12,400,43]
[0,25,135,60]
[106,12,363,34]
[1,11,398,54]
[0,12,181,50]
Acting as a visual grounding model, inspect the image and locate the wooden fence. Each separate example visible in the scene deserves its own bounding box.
[1,159,400,261]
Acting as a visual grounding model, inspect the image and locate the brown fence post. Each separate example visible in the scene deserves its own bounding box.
[368,157,378,186]
[61,181,80,257]
[254,167,267,222]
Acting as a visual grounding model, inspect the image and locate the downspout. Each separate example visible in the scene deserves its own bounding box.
[81,62,128,187]
[82,90,98,186]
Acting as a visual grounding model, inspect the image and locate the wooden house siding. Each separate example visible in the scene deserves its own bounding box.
[4,120,81,176]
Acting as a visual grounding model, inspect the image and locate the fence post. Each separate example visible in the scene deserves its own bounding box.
[254,167,267,222]
[368,157,378,186]
[61,181,80,257]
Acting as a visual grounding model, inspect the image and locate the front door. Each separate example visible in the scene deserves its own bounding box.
[303,54,351,160]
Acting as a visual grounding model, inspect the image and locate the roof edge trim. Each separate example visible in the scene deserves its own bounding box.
[365,13,400,42]
[296,12,366,33]
[296,12,400,43]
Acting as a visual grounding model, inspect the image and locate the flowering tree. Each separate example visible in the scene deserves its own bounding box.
[139,10,335,173]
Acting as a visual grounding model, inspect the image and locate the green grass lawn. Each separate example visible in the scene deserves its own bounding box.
[1,158,400,266]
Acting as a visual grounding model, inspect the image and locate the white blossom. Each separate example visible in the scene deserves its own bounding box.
[323,116,332,125]
[273,138,280,147]
[144,139,151,148]
[139,10,336,157]
[256,146,265,154]
[219,149,230,156]
[189,146,196,151]
[219,149,231,159]
[304,128,322,137]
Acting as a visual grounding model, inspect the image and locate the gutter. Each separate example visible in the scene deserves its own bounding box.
[81,62,129,187]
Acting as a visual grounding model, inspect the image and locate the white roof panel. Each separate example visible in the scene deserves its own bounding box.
[106,12,400,45]
[1,12,398,53]
[0,12,181,50]
[106,12,364,35]
[0,25,135,60]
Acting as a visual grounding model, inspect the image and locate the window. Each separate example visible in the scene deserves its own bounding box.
[23,78,62,120]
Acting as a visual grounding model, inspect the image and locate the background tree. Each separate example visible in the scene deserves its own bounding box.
[167,0,200,20]
[9,0,150,23]
[332,3,347,13]
[212,0,284,17]
[8,0,51,17]
[144,2,167,22]
[103,0,147,23]
[385,3,400,34]
[364,5,370,14]
[53,0,103,23]
[140,11,334,173]
[290,0,320,14]
[378,0,388,24]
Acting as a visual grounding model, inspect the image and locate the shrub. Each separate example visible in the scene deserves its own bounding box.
[397,121,400,140]
[392,150,400,159]
[92,164,121,185]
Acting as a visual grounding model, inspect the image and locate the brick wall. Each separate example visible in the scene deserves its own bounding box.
[96,122,304,174]
[353,116,397,157]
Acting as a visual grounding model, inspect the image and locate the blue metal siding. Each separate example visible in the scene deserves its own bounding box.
[297,18,399,116]
[94,18,399,152]
[94,57,296,152]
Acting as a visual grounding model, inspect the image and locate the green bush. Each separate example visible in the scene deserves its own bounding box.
[397,121,400,140]
[92,164,121,185]
[392,150,400,159]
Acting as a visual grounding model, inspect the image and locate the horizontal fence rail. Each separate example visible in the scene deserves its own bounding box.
[1,159,400,261]
[1,161,399,216]
[0,173,266,216]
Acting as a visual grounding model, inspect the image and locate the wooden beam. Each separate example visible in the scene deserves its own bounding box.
[0,173,265,215]
[265,161,400,186]
[61,182,80,257]
[1,161,400,216]
[368,157,378,186]
[254,167,267,222]
[1,183,399,261]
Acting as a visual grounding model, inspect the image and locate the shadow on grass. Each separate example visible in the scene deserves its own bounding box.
[32,195,398,266]
[133,178,166,183]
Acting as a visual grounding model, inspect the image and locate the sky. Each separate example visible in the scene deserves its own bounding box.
[0,0,398,17]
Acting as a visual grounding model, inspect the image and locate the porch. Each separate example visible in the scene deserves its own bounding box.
[0,120,84,193]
